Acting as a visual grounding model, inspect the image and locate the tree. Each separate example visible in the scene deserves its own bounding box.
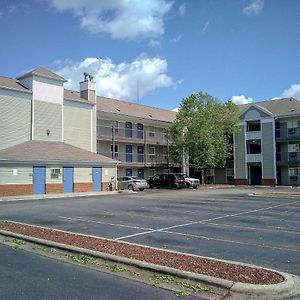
[168,92,239,183]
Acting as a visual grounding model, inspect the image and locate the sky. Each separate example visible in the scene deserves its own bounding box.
[0,0,300,110]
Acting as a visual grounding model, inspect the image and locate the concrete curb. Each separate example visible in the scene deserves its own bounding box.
[0,227,299,299]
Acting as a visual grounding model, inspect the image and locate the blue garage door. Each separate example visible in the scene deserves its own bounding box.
[93,167,102,192]
[63,167,74,193]
[33,166,46,195]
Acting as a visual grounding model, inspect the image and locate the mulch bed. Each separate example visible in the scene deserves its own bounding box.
[0,220,283,285]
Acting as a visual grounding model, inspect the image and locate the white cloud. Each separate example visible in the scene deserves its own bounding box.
[47,0,173,40]
[172,107,179,112]
[54,55,178,101]
[148,39,161,48]
[281,84,300,99]
[169,35,182,43]
[230,95,253,105]
[243,0,264,15]
[201,21,210,34]
[178,3,186,17]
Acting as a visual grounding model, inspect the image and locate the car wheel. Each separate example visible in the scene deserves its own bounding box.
[192,186,198,189]
[186,182,191,188]
[128,184,134,191]
[139,188,144,191]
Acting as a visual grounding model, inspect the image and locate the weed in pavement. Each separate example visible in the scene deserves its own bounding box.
[11,238,25,245]
[68,254,97,265]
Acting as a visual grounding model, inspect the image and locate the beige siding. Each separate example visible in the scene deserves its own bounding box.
[102,167,115,182]
[46,167,63,184]
[0,167,32,184]
[262,122,275,179]
[64,101,91,151]
[0,89,31,150]
[74,167,92,183]
[234,125,246,179]
[34,100,62,141]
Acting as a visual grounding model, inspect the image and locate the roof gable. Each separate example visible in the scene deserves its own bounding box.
[17,67,67,83]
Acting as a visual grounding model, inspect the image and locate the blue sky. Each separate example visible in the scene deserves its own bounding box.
[0,0,300,110]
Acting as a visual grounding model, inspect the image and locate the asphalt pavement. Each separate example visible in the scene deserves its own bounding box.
[0,187,299,276]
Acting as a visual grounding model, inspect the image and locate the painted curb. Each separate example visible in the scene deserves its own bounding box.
[1,228,299,299]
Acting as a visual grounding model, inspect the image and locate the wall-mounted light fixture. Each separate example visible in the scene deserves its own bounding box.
[46,129,50,136]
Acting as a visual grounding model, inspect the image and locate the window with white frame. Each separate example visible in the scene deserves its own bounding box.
[149,146,155,159]
[288,143,299,152]
[289,167,298,182]
[110,144,119,158]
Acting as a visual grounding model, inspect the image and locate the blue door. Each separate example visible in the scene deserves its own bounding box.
[125,122,132,138]
[137,145,144,162]
[137,168,144,178]
[126,168,132,176]
[93,167,102,192]
[63,167,74,193]
[33,166,46,195]
[126,145,132,162]
[137,123,144,139]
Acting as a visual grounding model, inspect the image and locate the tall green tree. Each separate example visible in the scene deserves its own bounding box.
[168,92,239,183]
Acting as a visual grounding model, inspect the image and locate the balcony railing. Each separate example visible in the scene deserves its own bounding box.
[99,152,171,165]
[277,152,300,164]
[276,128,300,140]
[97,125,169,145]
[246,153,262,163]
[245,131,261,140]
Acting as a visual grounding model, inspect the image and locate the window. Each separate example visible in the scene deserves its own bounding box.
[289,168,298,176]
[247,120,261,132]
[114,121,119,135]
[288,143,299,152]
[50,168,61,179]
[110,144,118,158]
[148,126,155,137]
[149,146,155,159]
[247,141,261,154]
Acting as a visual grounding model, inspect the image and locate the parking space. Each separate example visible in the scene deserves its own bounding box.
[0,187,299,276]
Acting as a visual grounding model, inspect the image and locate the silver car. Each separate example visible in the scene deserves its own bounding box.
[118,176,149,191]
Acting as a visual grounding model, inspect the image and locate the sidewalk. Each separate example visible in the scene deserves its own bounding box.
[0,190,119,202]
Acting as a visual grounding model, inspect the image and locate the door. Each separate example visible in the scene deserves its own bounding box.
[137,168,144,178]
[33,166,46,195]
[126,168,132,176]
[137,145,144,163]
[249,165,262,185]
[93,167,102,192]
[125,122,132,138]
[277,167,281,185]
[126,145,132,162]
[63,167,74,193]
[137,123,144,139]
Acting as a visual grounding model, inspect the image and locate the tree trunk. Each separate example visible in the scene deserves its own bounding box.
[201,168,205,185]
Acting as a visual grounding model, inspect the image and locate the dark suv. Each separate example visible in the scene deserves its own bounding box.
[147,173,186,189]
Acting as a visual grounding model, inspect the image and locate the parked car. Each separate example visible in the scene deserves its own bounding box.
[147,173,186,189]
[176,173,200,188]
[118,176,149,191]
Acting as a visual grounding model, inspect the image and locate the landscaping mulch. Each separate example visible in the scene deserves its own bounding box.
[0,220,284,285]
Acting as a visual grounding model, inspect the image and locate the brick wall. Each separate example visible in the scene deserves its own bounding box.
[102,181,109,191]
[234,179,248,185]
[0,184,33,196]
[46,183,63,194]
[262,179,276,186]
[74,182,93,192]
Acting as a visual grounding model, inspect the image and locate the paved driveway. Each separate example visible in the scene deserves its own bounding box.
[0,187,299,275]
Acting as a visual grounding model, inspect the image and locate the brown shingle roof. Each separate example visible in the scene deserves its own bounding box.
[0,141,116,165]
[0,77,31,93]
[17,67,67,82]
[240,98,300,117]
[64,89,94,105]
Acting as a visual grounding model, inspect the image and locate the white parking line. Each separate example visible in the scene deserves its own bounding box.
[115,199,299,240]
[58,216,154,231]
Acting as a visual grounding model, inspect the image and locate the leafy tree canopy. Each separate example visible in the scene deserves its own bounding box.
[168,92,239,170]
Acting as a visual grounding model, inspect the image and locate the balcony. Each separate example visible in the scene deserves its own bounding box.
[245,131,261,140]
[276,127,300,141]
[99,152,172,166]
[277,152,300,165]
[97,125,169,145]
[246,153,262,163]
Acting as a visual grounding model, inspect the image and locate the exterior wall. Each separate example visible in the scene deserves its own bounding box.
[234,125,246,180]
[214,168,227,184]
[281,166,289,185]
[34,100,62,141]
[74,167,93,192]
[262,122,276,180]
[64,100,93,151]
[0,89,31,150]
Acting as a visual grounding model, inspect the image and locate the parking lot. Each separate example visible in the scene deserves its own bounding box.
[0,187,299,276]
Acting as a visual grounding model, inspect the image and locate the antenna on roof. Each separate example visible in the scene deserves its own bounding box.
[137,80,139,104]
[84,72,89,81]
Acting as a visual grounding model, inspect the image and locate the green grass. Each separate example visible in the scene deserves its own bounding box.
[32,246,53,253]
[11,238,25,245]
[174,291,190,298]
[67,254,97,265]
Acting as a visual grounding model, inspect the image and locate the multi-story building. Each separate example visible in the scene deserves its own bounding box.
[234,98,300,186]
[0,67,179,196]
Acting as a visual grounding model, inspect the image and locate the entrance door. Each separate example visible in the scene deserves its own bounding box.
[126,168,132,176]
[93,167,102,192]
[137,145,144,163]
[33,166,46,194]
[63,167,74,193]
[126,145,132,162]
[249,165,262,185]
[125,122,132,138]
[137,123,144,139]
[137,168,144,178]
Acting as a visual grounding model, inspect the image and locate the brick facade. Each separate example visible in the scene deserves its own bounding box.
[262,179,276,186]
[46,183,63,194]
[74,182,93,192]
[234,179,248,185]
[102,181,109,191]
[0,184,33,196]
